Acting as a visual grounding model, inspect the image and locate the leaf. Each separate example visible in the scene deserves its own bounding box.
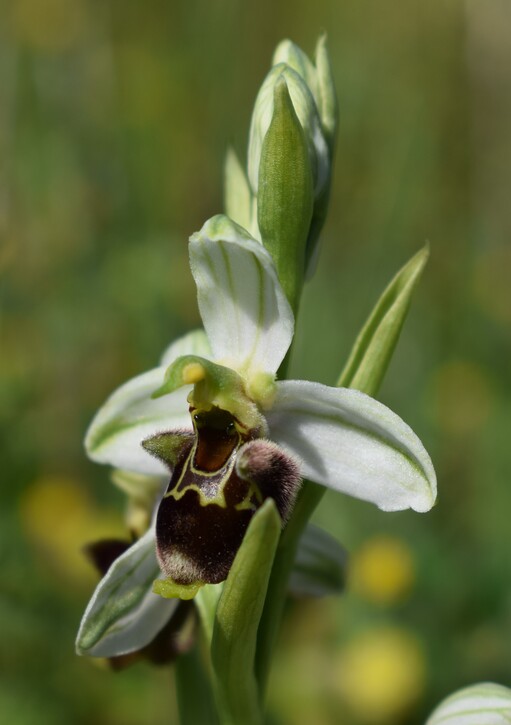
[426,682,511,725]
[76,529,177,657]
[338,245,430,397]
[289,523,347,598]
[211,500,281,725]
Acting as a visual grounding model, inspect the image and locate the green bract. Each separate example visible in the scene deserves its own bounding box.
[77,212,436,659]
[226,36,339,307]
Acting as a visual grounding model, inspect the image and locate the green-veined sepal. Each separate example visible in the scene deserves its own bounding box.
[76,529,177,657]
[267,380,436,513]
[189,214,294,379]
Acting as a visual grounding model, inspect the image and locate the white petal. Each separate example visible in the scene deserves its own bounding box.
[85,367,192,475]
[426,683,511,725]
[160,328,211,367]
[189,214,294,377]
[76,529,178,657]
[267,380,436,513]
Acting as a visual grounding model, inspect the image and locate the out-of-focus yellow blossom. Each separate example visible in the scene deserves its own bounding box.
[350,534,415,605]
[335,626,426,723]
[429,360,493,436]
[19,476,124,589]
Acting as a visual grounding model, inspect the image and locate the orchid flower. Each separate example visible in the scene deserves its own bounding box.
[76,213,436,658]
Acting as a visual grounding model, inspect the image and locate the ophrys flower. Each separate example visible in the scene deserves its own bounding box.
[77,214,436,657]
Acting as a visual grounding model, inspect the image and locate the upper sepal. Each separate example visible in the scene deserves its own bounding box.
[189,214,294,379]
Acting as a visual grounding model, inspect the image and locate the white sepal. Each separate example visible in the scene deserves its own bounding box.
[85,367,191,475]
[76,529,178,657]
[267,380,437,513]
[189,214,294,379]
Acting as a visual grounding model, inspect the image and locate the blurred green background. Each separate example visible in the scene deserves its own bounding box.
[1,0,510,723]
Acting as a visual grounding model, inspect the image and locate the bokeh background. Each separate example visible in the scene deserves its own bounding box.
[1,0,510,723]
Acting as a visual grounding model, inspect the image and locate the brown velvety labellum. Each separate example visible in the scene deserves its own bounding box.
[155,407,260,585]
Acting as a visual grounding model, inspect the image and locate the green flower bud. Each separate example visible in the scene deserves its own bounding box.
[256,77,314,312]
[248,63,329,200]
[247,36,338,298]
[274,35,338,151]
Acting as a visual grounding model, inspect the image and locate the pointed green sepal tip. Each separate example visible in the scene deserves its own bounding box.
[338,244,430,397]
[153,578,204,600]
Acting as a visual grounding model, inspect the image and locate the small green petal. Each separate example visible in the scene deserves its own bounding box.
[142,431,193,469]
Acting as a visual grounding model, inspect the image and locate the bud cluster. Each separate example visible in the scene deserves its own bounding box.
[226,36,338,312]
